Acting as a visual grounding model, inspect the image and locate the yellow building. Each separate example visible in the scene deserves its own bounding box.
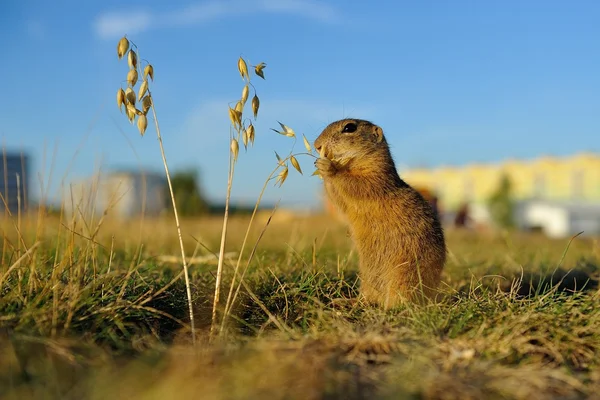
[400,152,600,212]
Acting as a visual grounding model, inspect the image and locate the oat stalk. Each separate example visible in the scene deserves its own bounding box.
[115,37,195,344]
[211,127,236,336]
[220,147,315,334]
[211,57,265,337]
[220,163,285,331]
[210,58,316,335]
[149,102,196,345]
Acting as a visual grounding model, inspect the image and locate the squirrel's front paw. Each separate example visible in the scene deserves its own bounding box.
[315,157,337,177]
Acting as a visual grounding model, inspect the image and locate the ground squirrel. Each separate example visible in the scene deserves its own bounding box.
[314,119,446,308]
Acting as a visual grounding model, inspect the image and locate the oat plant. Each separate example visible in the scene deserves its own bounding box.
[213,59,317,335]
[211,57,265,335]
[114,36,196,344]
[113,37,315,339]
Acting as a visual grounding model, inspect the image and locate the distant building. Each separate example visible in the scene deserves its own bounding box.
[515,200,600,238]
[400,152,600,212]
[398,152,600,236]
[66,169,167,218]
[0,151,30,214]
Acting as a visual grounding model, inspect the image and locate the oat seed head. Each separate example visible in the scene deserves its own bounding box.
[125,87,136,106]
[230,138,240,160]
[126,103,136,123]
[235,100,243,114]
[127,50,138,69]
[141,95,152,114]
[127,69,138,87]
[242,129,249,149]
[279,121,295,137]
[137,114,148,136]
[251,94,260,119]
[138,80,148,101]
[228,106,242,129]
[275,165,289,187]
[302,134,312,153]
[228,106,236,126]
[318,145,326,159]
[254,62,266,79]
[143,65,154,81]
[241,85,249,105]
[290,156,303,175]
[237,57,249,81]
[117,36,129,59]
[117,88,125,112]
[246,123,255,146]
[271,122,295,138]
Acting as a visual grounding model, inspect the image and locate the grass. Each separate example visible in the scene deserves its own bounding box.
[1,212,599,399]
[5,32,598,399]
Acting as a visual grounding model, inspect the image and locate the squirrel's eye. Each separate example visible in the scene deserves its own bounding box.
[342,123,357,133]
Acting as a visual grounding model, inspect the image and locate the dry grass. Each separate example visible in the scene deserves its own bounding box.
[1,212,600,399]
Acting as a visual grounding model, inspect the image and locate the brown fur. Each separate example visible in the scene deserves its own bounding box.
[314,119,446,308]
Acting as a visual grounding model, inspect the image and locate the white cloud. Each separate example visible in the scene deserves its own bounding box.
[257,0,338,22]
[94,12,153,39]
[93,0,340,39]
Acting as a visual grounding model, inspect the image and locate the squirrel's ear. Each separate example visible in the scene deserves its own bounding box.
[373,126,384,143]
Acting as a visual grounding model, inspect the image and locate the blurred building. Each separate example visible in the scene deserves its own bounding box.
[400,152,600,237]
[514,200,600,238]
[66,169,167,219]
[401,152,600,211]
[0,151,30,214]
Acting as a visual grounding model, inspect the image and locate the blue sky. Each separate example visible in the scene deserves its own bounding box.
[1,0,599,209]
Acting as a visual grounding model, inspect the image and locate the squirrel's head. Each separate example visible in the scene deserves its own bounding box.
[314,119,389,167]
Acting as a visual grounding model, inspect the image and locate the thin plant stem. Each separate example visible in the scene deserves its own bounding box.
[16,173,21,261]
[2,145,7,267]
[149,101,196,345]
[221,163,282,332]
[226,202,281,333]
[212,132,236,337]
[0,242,40,289]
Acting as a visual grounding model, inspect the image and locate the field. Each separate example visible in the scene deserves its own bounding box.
[1,211,600,400]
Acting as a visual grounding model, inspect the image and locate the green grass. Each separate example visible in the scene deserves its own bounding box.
[1,212,599,399]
